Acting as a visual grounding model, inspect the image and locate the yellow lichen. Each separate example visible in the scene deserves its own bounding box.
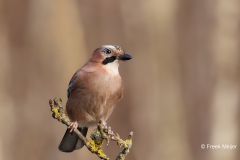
[49,97,132,160]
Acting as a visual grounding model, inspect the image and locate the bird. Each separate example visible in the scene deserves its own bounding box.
[59,45,132,152]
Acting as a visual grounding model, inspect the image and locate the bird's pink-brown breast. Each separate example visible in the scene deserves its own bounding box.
[66,62,123,127]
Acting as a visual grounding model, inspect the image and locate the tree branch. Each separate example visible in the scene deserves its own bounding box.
[49,97,133,160]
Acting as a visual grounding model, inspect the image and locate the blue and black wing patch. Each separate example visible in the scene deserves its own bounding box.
[67,72,79,98]
[67,81,74,98]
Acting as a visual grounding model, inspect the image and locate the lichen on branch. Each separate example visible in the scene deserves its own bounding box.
[49,97,133,160]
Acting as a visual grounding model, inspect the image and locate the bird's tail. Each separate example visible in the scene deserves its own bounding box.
[58,127,88,152]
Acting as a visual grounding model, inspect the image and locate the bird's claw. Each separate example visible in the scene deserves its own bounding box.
[98,122,116,147]
[68,121,78,132]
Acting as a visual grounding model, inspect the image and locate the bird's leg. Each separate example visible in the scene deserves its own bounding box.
[106,126,115,146]
[97,121,115,147]
[68,121,78,132]
[101,120,107,126]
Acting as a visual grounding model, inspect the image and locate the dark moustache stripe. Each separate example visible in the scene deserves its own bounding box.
[102,56,117,65]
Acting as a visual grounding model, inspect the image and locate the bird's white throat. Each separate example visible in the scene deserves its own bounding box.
[104,60,119,75]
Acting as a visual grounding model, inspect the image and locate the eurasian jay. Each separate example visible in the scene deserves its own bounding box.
[59,45,132,152]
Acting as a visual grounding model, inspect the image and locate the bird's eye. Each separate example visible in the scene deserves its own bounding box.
[106,49,111,54]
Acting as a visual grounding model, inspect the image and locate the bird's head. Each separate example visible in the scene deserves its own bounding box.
[90,45,132,75]
[91,45,132,65]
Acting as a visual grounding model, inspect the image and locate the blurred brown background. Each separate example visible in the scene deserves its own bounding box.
[0,0,240,160]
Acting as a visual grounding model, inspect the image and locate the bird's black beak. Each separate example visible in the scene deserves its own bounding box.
[118,53,132,61]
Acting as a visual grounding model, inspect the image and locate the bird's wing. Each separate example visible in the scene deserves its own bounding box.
[67,64,96,98]
[67,71,79,98]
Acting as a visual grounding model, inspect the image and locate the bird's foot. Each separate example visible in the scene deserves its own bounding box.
[100,123,115,146]
[68,121,78,132]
